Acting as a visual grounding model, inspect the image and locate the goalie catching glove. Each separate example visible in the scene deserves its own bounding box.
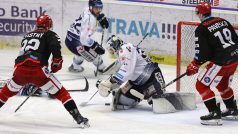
[96,79,113,97]
[96,77,118,97]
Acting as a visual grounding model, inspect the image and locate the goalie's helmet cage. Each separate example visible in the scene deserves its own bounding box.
[195,2,211,15]
[106,35,124,54]
[89,0,103,9]
[36,15,53,30]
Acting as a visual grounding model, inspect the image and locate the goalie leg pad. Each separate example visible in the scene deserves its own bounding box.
[152,93,196,114]
[111,90,139,111]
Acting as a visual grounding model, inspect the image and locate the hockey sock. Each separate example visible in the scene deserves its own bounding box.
[64,99,78,113]
[223,96,236,109]
[204,98,219,112]
[0,85,17,105]
[0,101,4,108]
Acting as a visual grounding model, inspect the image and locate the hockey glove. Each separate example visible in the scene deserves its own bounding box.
[97,79,113,97]
[186,60,200,76]
[92,41,105,55]
[51,57,63,73]
[97,13,109,29]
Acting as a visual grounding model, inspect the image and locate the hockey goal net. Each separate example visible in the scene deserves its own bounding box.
[176,21,238,102]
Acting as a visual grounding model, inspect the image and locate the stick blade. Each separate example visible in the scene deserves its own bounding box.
[79,102,88,107]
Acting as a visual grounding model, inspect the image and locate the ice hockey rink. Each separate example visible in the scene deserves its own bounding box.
[1,49,238,134]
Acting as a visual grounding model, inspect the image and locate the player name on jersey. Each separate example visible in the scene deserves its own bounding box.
[207,20,228,32]
[24,33,44,38]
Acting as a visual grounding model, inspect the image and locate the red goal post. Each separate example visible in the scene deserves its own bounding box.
[176,21,238,94]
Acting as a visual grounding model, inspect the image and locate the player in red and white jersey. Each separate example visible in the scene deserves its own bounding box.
[0,15,89,128]
[186,2,238,125]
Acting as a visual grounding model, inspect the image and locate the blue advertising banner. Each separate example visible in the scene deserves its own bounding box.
[0,18,35,36]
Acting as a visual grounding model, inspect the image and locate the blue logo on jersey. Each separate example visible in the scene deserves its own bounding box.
[204,77,211,83]
[45,68,49,74]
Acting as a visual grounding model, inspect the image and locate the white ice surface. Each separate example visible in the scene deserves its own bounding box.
[0,49,238,134]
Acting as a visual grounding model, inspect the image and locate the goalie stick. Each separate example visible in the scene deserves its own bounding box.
[79,90,98,107]
[136,32,149,47]
[130,72,187,100]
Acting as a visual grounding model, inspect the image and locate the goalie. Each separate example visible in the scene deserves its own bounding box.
[96,35,166,110]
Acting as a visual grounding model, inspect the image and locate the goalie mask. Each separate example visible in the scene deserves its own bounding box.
[106,35,124,55]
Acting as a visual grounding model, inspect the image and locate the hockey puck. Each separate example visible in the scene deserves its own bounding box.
[105,103,110,106]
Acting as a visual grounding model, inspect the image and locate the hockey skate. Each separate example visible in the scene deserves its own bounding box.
[68,64,84,73]
[200,109,222,126]
[70,109,90,128]
[222,100,238,120]
[74,115,90,128]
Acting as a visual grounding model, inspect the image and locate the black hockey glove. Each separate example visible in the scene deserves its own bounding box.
[97,13,109,29]
[92,41,105,55]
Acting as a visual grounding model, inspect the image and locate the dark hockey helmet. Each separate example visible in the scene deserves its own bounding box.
[89,0,103,9]
[36,15,53,30]
[106,35,124,55]
[195,2,211,15]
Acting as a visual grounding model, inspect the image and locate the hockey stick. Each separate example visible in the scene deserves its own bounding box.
[79,90,98,107]
[14,77,89,112]
[94,29,105,77]
[136,33,149,47]
[130,72,187,100]
[66,77,89,92]
[15,85,39,113]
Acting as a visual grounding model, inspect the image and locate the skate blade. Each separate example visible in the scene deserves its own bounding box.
[201,119,223,126]
[222,115,238,120]
[78,122,90,129]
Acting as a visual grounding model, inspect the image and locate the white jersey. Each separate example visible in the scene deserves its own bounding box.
[114,43,153,84]
[67,8,99,47]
